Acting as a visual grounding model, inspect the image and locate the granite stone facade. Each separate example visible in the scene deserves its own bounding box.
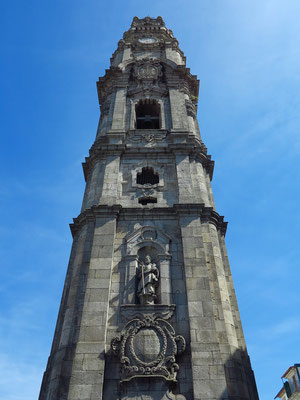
[39,16,259,400]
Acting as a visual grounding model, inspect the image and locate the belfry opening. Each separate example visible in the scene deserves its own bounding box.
[135,99,160,129]
[137,167,159,185]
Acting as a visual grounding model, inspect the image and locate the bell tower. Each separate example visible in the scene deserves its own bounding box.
[39,16,259,400]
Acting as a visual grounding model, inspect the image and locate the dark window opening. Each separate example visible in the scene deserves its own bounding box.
[135,99,160,129]
[137,167,159,185]
[139,197,157,205]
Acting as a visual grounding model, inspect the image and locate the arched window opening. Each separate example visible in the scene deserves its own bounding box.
[137,167,159,185]
[135,99,160,129]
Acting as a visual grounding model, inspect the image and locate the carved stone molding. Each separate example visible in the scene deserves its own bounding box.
[99,98,110,121]
[70,205,228,238]
[126,58,168,97]
[127,129,168,146]
[125,225,171,256]
[134,60,162,82]
[185,98,196,119]
[127,85,168,98]
[111,313,185,383]
[120,304,176,322]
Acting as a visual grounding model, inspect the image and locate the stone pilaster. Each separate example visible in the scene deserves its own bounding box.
[99,155,120,205]
[67,209,118,399]
[177,206,229,400]
[175,154,194,203]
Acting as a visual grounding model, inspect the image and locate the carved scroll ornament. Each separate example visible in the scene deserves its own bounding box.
[111,315,185,382]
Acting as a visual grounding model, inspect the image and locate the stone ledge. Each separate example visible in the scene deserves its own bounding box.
[70,204,227,237]
[82,140,213,181]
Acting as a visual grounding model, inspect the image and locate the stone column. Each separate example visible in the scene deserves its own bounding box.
[129,99,135,130]
[158,254,172,305]
[158,99,166,129]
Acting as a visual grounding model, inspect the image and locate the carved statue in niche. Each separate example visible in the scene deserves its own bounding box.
[137,255,159,305]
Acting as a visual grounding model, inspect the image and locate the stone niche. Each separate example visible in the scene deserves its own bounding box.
[111,225,187,399]
[122,225,172,305]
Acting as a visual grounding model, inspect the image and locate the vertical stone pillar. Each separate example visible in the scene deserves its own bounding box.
[122,255,138,304]
[129,99,135,129]
[175,154,194,203]
[81,160,105,212]
[206,223,238,350]
[178,208,229,399]
[158,254,172,305]
[111,88,127,131]
[39,220,95,400]
[67,207,119,400]
[159,99,166,129]
[205,172,216,210]
[218,232,246,349]
[100,154,120,205]
[169,88,188,130]
[190,160,211,207]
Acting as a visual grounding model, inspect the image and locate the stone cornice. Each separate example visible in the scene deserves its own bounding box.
[174,204,228,236]
[166,65,199,100]
[70,204,227,238]
[189,151,215,180]
[70,205,122,237]
[97,68,129,105]
[82,137,214,181]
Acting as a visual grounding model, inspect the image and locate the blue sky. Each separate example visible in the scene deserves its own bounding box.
[0,1,299,399]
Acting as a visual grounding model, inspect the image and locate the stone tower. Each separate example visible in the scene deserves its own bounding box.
[39,16,259,400]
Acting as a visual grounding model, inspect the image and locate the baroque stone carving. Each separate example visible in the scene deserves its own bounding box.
[135,61,162,81]
[127,59,167,97]
[137,255,159,305]
[125,226,171,257]
[141,187,155,198]
[100,98,110,121]
[127,130,168,146]
[120,304,175,322]
[111,314,186,382]
[185,98,196,119]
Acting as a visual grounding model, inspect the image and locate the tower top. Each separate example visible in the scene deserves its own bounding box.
[110,16,187,70]
[98,16,199,118]
[126,16,174,40]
